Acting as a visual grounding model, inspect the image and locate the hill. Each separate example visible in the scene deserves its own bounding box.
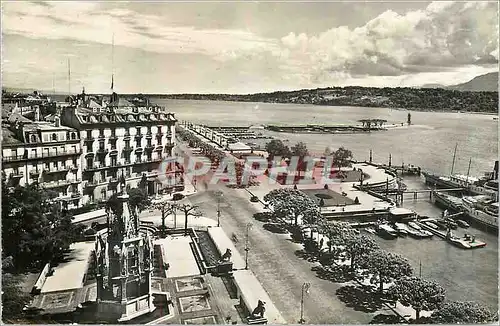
[447,72,498,92]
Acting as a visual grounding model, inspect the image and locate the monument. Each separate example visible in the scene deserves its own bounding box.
[95,176,155,322]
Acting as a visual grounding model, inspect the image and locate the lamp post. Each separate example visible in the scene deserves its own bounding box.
[244,223,253,270]
[299,282,311,324]
[215,191,223,227]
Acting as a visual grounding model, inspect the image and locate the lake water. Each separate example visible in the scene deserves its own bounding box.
[163,99,498,310]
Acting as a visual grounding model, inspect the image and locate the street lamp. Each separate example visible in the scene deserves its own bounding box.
[299,282,311,324]
[244,223,253,270]
[215,191,223,227]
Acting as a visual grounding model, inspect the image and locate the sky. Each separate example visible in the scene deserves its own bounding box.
[2,1,498,94]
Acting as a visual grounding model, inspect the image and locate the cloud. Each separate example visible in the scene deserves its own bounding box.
[273,1,499,85]
[2,1,278,58]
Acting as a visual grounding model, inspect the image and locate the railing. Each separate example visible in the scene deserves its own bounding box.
[44,168,69,174]
[96,148,109,155]
[10,171,24,178]
[2,149,82,162]
[109,134,118,140]
[42,180,71,188]
[123,145,134,151]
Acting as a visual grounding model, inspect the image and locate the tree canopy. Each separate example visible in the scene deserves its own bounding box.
[430,301,494,324]
[2,182,84,271]
[389,276,446,320]
[264,188,318,225]
[265,139,291,159]
[359,249,413,293]
[291,142,309,157]
[343,234,379,271]
[333,147,353,171]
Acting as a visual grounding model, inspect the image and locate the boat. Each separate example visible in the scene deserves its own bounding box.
[456,220,470,228]
[365,227,376,235]
[393,223,409,237]
[461,196,498,232]
[408,221,422,231]
[433,192,464,212]
[445,219,458,229]
[446,232,487,249]
[423,221,440,230]
[406,228,426,239]
[420,230,434,237]
[423,160,498,200]
[376,224,399,240]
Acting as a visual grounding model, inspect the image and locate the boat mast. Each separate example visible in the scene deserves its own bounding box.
[466,158,472,183]
[67,58,71,95]
[450,143,458,175]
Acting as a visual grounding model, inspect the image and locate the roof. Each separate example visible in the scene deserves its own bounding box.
[228,142,252,152]
[390,207,415,215]
[108,98,134,107]
[1,127,22,145]
[8,113,33,124]
[88,99,102,109]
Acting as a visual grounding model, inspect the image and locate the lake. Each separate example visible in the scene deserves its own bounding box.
[162,99,498,310]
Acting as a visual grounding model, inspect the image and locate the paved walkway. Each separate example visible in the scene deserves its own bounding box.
[156,235,201,278]
[41,242,94,293]
[207,226,246,270]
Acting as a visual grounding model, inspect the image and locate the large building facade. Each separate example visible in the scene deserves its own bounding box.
[61,90,181,206]
[2,114,83,210]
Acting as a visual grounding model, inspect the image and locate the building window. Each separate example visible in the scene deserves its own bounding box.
[30,134,37,143]
[51,133,57,141]
[71,132,77,140]
[101,188,107,200]
[87,130,92,138]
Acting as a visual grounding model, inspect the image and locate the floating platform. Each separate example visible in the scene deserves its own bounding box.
[264,124,385,134]
[417,219,486,249]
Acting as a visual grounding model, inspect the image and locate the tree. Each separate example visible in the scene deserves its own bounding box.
[128,187,151,212]
[318,220,354,252]
[2,182,84,271]
[302,207,323,239]
[265,139,291,159]
[291,142,309,157]
[344,234,379,272]
[359,249,413,294]
[153,202,178,235]
[430,301,494,324]
[333,147,353,171]
[388,276,446,320]
[177,204,202,235]
[264,188,318,225]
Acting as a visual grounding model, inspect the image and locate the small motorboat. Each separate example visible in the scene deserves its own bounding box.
[456,220,470,228]
[408,221,422,231]
[406,228,427,239]
[424,221,440,230]
[446,220,458,229]
[420,230,434,237]
[365,227,376,235]
[376,224,399,240]
[393,223,409,237]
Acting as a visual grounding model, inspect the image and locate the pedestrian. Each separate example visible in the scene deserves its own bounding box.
[319,238,324,249]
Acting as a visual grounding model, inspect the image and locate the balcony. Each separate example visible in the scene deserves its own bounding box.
[29,170,41,178]
[2,149,83,163]
[98,134,106,140]
[69,165,79,171]
[10,171,24,178]
[135,134,143,140]
[43,167,69,174]
[84,163,106,172]
[59,193,82,201]
[42,180,71,189]
[145,144,154,151]
[96,148,109,155]
[84,179,100,187]
[165,141,174,147]
[109,134,118,141]
[109,176,120,184]
[146,131,153,139]
[123,145,134,152]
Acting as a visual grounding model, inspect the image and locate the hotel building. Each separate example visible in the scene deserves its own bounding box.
[2,113,83,210]
[60,90,181,205]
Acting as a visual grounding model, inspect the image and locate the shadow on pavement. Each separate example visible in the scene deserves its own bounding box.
[335,284,384,313]
[369,314,403,324]
[263,223,288,234]
[311,265,355,283]
[294,249,319,263]
[253,212,272,222]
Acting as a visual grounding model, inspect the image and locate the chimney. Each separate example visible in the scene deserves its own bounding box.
[34,106,40,121]
[54,116,61,127]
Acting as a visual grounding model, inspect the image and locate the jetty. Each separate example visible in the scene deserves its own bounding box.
[416,219,486,249]
[265,123,384,134]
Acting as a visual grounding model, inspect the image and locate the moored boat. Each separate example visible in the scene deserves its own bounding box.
[456,220,470,228]
[423,221,440,230]
[408,221,422,231]
[376,224,399,240]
